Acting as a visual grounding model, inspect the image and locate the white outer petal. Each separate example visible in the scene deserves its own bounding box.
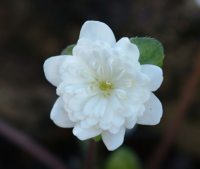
[125,116,137,129]
[115,37,140,61]
[43,55,67,86]
[50,98,75,128]
[137,93,163,125]
[141,64,163,91]
[73,125,102,140]
[102,127,126,151]
[79,21,116,46]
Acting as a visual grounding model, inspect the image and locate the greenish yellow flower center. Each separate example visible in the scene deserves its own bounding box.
[99,81,113,94]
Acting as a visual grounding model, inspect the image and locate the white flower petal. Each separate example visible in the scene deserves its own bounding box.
[80,118,98,128]
[141,64,163,91]
[84,96,99,116]
[115,37,140,61]
[73,125,101,140]
[43,55,67,86]
[100,102,115,129]
[79,21,116,46]
[93,97,108,118]
[50,98,74,128]
[99,122,112,130]
[112,116,125,128]
[125,118,136,129]
[109,127,121,134]
[66,93,92,113]
[60,56,95,84]
[137,93,163,125]
[102,127,126,151]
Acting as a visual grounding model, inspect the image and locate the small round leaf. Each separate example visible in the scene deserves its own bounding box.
[61,44,75,55]
[130,37,164,67]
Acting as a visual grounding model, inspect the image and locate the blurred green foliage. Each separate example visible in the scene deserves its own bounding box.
[104,147,142,169]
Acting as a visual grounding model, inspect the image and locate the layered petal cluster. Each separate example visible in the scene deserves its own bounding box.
[44,21,163,151]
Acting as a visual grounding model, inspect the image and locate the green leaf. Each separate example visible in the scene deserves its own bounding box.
[130,37,164,67]
[104,147,142,169]
[61,44,75,55]
[93,135,102,142]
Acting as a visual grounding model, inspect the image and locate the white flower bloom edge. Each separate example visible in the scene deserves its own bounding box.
[43,21,163,151]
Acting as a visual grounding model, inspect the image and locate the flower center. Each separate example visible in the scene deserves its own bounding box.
[99,81,113,95]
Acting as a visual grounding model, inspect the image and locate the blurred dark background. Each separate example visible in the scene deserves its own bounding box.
[0,0,200,169]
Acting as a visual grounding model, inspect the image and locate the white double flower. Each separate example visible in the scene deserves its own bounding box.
[44,21,163,151]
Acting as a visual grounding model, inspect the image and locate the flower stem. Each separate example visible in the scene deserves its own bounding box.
[84,140,97,169]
